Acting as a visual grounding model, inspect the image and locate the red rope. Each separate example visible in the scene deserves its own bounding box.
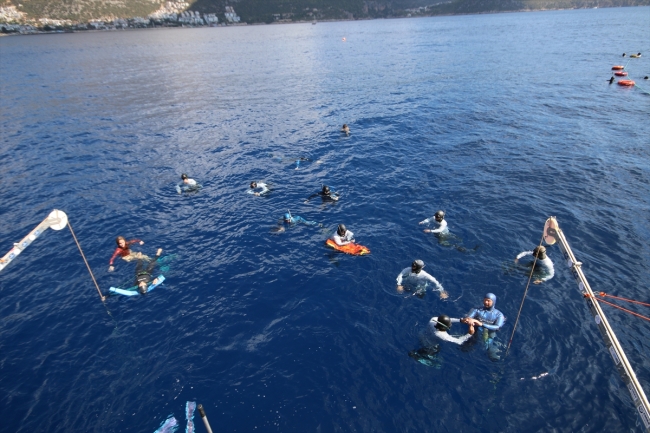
[593,297,650,323]
[597,292,650,307]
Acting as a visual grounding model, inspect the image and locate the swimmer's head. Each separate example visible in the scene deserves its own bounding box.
[533,246,547,259]
[116,236,126,247]
[337,224,347,236]
[181,173,188,180]
[284,213,292,222]
[484,293,496,309]
[412,260,424,273]
[435,314,452,331]
[250,182,257,189]
[322,185,331,195]
[138,281,148,295]
[434,211,445,222]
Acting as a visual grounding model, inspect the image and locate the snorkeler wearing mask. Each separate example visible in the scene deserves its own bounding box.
[515,245,554,284]
[420,210,448,234]
[248,181,270,197]
[429,314,472,345]
[274,211,321,233]
[305,185,340,203]
[134,248,163,294]
[330,224,354,246]
[396,259,448,299]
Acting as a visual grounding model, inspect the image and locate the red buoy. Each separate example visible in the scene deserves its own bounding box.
[614,71,628,76]
[612,65,625,70]
[617,80,635,86]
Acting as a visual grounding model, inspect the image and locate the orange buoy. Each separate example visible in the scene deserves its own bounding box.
[617,80,635,86]
[614,71,628,76]
[612,65,625,70]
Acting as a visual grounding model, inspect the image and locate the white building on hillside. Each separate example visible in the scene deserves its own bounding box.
[224,6,240,23]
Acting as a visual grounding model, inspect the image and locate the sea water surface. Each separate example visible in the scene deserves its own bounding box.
[1,7,649,432]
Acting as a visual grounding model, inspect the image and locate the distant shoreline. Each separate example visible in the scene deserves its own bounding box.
[1,5,646,37]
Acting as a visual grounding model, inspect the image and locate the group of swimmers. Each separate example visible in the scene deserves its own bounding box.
[107,125,556,364]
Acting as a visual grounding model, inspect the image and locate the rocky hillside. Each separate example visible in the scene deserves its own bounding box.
[2,0,648,23]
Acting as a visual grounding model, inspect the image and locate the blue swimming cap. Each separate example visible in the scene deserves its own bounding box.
[284,213,291,220]
[485,293,497,305]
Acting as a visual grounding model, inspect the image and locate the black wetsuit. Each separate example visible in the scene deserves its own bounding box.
[306,191,339,202]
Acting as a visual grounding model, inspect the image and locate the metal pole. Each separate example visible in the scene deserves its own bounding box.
[197,404,213,433]
[548,217,650,431]
[0,210,68,272]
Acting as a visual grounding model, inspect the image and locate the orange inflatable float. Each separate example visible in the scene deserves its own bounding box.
[614,71,628,76]
[325,239,370,256]
[617,80,635,86]
[611,65,625,70]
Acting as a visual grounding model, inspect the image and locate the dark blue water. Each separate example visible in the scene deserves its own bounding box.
[1,7,649,432]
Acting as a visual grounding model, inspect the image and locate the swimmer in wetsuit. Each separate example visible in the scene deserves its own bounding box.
[421,210,478,253]
[135,248,163,294]
[305,185,339,203]
[330,224,354,246]
[274,212,322,233]
[176,173,199,194]
[461,293,505,360]
[396,259,448,299]
[108,236,149,272]
[420,210,448,234]
[515,245,554,284]
[248,181,270,197]
[408,314,471,366]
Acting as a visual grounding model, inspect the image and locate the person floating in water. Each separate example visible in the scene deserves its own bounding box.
[429,314,472,344]
[420,211,478,253]
[108,236,149,272]
[461,293,505,361]
[248,181,270,197]
[135,248,163,294]
[330,224,354,246]
[630,52,641,58]
[305,185,339,203]
[608,76,615,84]
[408,314,470,366]
[420,210,448,234]
[515,245,554,284]
[274,211,322,233]
[341,124,350,135]
[396,259,448,299]
[176,173,199,194]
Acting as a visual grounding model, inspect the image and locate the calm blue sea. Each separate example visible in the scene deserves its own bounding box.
[1,7,649,432]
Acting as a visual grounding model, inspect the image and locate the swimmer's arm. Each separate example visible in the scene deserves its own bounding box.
[333,235,350,246]
[108,248,122,267]
[482,313,504,331]
[258,184,270,195]
[419,217,432,225]
[396,268,408,285]
[304,193,319,202]
[454,333,473,344]
[515,251,532,262]
[429,220,448,233]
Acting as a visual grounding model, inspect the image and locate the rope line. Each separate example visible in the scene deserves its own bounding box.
[597,292,650,307]
[505,226,546,357]
[587,295,650,323]
[68,222,106,302]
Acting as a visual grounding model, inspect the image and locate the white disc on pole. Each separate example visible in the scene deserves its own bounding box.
[543,217,558,246]
[48,210,68,230]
